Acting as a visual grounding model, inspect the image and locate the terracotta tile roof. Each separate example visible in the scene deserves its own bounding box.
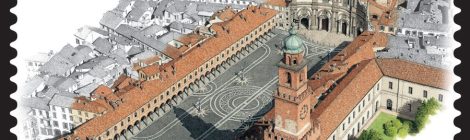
[376,58,451,90]
[91,85,113,98]
[177,33,205,45]
[309,32,387,81]
[313,59,383,140]
[265,0,288,7]
[71,97,108,114]
[139,64,161,76]
[162,45,183,59]
[378,9,398,26]
[212,6,237,21]
[111,74,136,92]
[67,6,277,139]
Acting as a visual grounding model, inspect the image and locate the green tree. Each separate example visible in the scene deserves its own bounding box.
[383,120,400,137]
[414,98,441,132]
[398,121,410,138]
[358,129,384,140]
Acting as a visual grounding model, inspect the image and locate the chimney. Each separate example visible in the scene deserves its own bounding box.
[171,65,176,75]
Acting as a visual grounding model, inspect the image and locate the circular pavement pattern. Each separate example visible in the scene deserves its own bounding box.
[210,85,273,121]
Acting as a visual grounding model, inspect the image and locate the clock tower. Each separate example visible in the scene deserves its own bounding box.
[270,27,315,139]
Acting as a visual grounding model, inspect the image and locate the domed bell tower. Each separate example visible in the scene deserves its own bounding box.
[271,27,313,139]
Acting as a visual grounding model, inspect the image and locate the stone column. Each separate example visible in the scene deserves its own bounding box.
[318,17,322,30]
[337,20,341,34]
[331,13,337,33]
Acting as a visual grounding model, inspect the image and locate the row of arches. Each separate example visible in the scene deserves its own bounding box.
[293,6,365,36]
[109,29,274,140]
[299,17,350,35]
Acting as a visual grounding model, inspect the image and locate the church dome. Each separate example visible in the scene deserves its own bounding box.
[284,28,304,54]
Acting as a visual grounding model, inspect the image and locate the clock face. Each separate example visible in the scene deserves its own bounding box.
[300,104,308,120]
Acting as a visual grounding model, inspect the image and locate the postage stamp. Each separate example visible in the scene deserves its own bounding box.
[10,0,460,139]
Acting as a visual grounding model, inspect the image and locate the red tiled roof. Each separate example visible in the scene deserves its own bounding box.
[376,58,451,90]
[66,6,277,139]
[72,97,109,114]
[212,6,238,21]
[312,59,383,140]
[176,33,205,46]
[265,0,288,7]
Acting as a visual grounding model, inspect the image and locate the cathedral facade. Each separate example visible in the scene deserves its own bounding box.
[288,0,368,36]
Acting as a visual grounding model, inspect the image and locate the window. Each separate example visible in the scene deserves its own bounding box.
[333,135,335,140]
[368,94,371,101]
[408,104,412,112]
[439,94,443,102]
[348,117,351,123]
[388,82,393,89]
[53,121,59,127]
[62,114,66,119]
[423,90,428,98]
[377,84,380,90]
[63,122,68,129]
[53,113,57,118]
[342,123,345,130]
[357,123,360,132]
[408,87,413,94]
[62,108,65,113]
[353,111,355,118]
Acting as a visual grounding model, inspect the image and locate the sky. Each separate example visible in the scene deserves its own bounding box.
[9,0,460,139]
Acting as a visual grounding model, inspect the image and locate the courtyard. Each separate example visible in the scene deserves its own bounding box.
[366,112,413,140]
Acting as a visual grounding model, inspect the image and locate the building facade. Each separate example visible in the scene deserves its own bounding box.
[288,0,368,36]
[247,31,449,140]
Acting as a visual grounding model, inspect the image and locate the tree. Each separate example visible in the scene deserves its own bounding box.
[414,98,441,132]
[358,129,384,140]
[383,120,401,137]
[398,121,411,138]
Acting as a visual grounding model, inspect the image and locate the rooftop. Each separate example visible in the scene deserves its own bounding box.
[376,58,451,90]
[49,94,76,108]
[67,6,277,139]
[100,11,124,30]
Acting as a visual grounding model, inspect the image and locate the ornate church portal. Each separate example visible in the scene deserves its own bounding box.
[289,0,367,37]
